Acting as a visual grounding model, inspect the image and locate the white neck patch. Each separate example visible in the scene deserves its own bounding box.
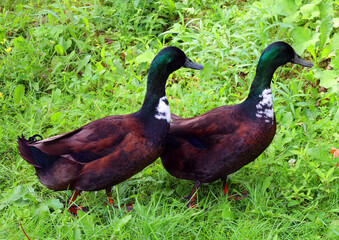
[154,96,171,123]
[256,88,274,124]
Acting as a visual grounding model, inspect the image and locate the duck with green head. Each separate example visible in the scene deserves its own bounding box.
[160,41,313,207]
[17,46,203,216]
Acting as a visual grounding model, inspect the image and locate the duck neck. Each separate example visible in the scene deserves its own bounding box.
[247,59,277,100]
[243,59,277,125]
[138,63,171,123]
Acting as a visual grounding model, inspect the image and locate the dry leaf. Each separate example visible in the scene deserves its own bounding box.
[329,147,339,167]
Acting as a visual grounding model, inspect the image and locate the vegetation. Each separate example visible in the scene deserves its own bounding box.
[0,0,338,239]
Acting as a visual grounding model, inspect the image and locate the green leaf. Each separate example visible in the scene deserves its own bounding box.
[319,70,339,89]
[275,0,298,16]
[47,198,63,210]
[292,27,320,54]
[287,200,299,207]
[319,16,333,49]
[73,225,81,240]
[13,36,26,50]
[74,39,87,52]
[333,18,339,28]
[314,168,325,180]
[283,11,301,23]
[54,44,64,55]
[50,112,62,122]
[307,147,329,161]
[76,55,91,73]
[325,167,335,179]
[36,203,49,213]
[328,220,339,239]
[331,33,339,53]
[162,188,175,196]
[13,84,25,104]
[115,215,132,232]
[83,17,89,31]
[300,4,320,19]
[330,57,339,70]
[319,3,334,19]
[135,51,155,63]
[100,47,106,61]
[133,0,140,8]
[222,207,234,220]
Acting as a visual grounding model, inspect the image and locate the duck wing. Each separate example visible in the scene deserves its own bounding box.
[168,106,240,149]
[25,115,131,164]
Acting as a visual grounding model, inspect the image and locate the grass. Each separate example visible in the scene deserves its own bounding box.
[0,0,338,239]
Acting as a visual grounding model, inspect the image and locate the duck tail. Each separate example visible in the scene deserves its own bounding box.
[171,113,183,121]
[17,135,42,168]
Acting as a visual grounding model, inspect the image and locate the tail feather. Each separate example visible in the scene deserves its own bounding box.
[171,113,183,121]
[17,136,41,168]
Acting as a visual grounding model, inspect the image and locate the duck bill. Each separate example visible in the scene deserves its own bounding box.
[183,57,204,70]
[292,53,314,67]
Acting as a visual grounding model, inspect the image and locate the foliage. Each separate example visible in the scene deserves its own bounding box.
[0,0,338,239]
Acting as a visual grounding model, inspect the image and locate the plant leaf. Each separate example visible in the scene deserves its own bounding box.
[54,44,64,55]
[76,55,91,73]
[292,27,320,54]
[319,70,339,89]
[47,198,63,210]
[300,4,320,19]
[13,84,25,104]
[135,51,155,63]
[115,215,132,232]
[319,16,333,49]
[222,207,234,220]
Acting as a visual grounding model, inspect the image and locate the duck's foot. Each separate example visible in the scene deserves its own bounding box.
[105,187,133,212]
[68,205,89,217]
[182,197,207,211]
[122,203,134,212]
[66,189,89,217]
[183,195,195,207]
[227,191,248,201]
[183,180,202,209]
[110,202,134,212]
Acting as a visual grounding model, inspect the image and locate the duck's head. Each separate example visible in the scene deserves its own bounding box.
[150,46,204,75]
[248,42,313,99]
[259,41,313,68]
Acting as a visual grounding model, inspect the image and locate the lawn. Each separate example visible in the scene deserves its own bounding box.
[0,0,338,239]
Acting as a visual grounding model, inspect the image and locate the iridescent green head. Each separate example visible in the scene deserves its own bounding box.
[248,41,313,99]
[145,47,203,99]
[140,46,203,115]
[150,46,204,75]
[259,41,313,68]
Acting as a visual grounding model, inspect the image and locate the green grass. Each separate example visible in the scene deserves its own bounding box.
[1,0,338,239]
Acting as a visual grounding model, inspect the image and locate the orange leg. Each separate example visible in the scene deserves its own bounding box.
[105,187,114,205]
[183,180,202,208]
[67,189,89,216]
[222,178,249,201]
[105,187,134,212]
[222,178,229,196]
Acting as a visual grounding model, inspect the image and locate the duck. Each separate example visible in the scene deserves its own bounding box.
[160,42,313,207]
[17,46,203,215]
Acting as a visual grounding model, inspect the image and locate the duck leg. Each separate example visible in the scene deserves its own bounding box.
[67,189,89,216]
[183,180,202,208]
[222,178,229,196]
[221,179,249,201]
[105,187,114,204]
[105,187,134,212]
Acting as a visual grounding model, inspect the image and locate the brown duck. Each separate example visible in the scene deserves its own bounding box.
[17,46,203,215]
[160,42,313,207]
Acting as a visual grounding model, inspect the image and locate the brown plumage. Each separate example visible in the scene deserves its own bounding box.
[160,42,313,207]
[17,46,203,215]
